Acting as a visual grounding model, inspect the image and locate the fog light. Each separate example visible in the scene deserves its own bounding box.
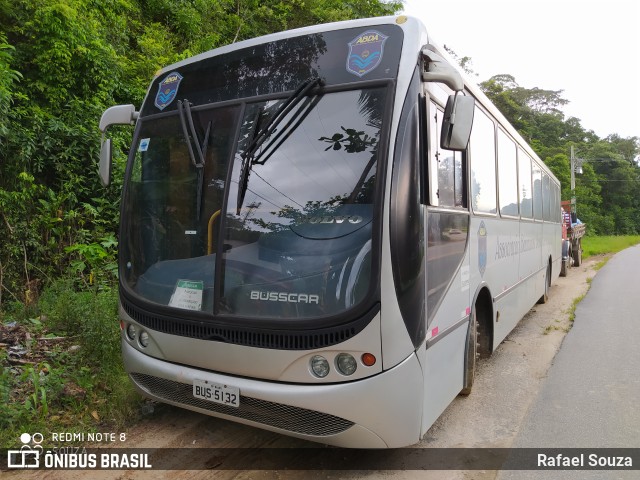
[126,324,137,341]
[139,331,149,347]
[335,353,357,376]
[310,355,330,378]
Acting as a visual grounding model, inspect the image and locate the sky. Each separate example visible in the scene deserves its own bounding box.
[401,0,639,139]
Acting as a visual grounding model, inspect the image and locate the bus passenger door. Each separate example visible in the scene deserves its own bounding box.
[421,98,472,433]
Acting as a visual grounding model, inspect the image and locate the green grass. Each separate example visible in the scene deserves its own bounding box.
[568,293,586,323]
[581,235,640,260]
[542,236,640,337]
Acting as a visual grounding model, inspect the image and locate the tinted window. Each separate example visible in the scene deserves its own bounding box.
[430,103,465,208]
[122,106,240,310]
[142,25,403,115]
[123,87,388,321]
[470,108,496,214]
[551,181,560,222]
[542,173,551,221]
[518,148,533,218]
[497,129,518,217]
[532,162,543,220]
[221,87,387,319]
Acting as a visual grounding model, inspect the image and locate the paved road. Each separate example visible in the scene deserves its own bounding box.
[499,245,640,479]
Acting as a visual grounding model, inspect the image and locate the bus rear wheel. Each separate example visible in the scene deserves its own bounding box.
[537,263,550,304]
[460,308,477,396]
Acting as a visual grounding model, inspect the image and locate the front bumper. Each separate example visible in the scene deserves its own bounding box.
[123,339,423,448]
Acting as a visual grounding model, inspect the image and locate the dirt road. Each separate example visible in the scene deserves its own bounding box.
[6,257,599,480]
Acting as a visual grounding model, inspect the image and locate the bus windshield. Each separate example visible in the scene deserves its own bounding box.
[122,86,387,321]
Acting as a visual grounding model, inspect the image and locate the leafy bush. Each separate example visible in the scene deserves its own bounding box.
[0,281,140,448]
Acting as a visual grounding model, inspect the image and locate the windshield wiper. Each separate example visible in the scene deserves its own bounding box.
[236,77,324,214]
[178,99,212,221]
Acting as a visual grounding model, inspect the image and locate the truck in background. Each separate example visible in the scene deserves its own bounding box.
[560,200,586,277]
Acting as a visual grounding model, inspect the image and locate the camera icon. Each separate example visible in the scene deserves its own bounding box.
[7,433,43,469]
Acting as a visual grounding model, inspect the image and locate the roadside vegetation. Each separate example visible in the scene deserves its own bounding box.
[0,0,638,448]
[581,235,640,259]
[0,0,404,450]
[0,281,142,448]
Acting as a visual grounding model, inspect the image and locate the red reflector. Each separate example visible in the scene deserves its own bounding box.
[361,353,376,367]
[120,320,124,330]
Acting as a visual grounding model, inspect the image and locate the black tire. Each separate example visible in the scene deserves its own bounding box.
[537,263,550,304]
[573,240,582,266]
[460,308,477,396]
[560,258,568,277]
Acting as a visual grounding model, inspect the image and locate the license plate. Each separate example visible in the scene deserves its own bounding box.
[193,379,240,408]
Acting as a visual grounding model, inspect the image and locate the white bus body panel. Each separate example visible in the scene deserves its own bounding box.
[123,339,423,448]
[421,323,468,433]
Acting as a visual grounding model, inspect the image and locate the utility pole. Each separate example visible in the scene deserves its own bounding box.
[570,145,576,215]
[570,146,583,218]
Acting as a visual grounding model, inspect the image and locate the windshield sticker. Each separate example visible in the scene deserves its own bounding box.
[169,279,203,311]
[154,72,183,110]
[346,30,388,77]
[138,138,150,152]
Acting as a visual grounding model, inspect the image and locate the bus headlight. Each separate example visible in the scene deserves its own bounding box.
[139,331,149,348]
[335,353,357,376]
[126,324,137,341]
[310,355,330,378]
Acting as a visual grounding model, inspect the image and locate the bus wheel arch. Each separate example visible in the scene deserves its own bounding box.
[538,257,552,304]
[461,286,493,395]
[474,286,493,358]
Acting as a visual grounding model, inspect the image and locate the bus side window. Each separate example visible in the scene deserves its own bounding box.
[469,107,497,214]
[542,173,551,221]
[553,183,561,222]
[518,148,533,219]
[497,128,519,217]
[532,162,543,220]
[428,101,465,208]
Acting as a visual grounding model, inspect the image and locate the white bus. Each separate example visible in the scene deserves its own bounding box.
[99,15,561,448]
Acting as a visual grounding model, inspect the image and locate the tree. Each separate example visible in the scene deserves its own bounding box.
[478,71,640,235]
[0,33,21,139]
[0,0,404,307]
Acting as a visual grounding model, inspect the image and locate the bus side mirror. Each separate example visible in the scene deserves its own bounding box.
[99,137,112,187]
[441,94,474,151]
[98,104,138,187]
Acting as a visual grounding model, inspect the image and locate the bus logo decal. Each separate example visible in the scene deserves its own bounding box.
[478,222,487,277]
[154,72,183,110]
[346,30,388,77]
[250,290,320,304]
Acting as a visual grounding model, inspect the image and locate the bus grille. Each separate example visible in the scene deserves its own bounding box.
[130,373,354,437]
[122,298,377,351]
